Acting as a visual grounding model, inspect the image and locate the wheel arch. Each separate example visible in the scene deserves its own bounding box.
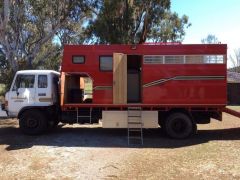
[158,108,193,125]
[18,106,50,119]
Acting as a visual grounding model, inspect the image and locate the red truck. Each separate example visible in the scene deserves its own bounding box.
[4,43,238,144]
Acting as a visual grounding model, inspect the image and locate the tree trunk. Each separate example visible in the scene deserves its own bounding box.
[138,13,149,44]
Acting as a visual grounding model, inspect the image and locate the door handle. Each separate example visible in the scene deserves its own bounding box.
[38,93,46,96]
[14,100,24,102]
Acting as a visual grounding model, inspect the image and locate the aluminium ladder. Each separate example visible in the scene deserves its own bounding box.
[76,108,92,124]
[127,107,143,145]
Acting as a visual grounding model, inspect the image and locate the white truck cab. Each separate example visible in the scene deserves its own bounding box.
[5,70,60,118]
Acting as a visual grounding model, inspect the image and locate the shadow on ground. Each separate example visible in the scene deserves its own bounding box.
[0,120,240,151]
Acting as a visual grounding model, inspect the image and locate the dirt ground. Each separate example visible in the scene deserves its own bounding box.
[0,110,240,180]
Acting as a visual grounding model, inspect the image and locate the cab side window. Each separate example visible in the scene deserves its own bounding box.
[38,75,48,88]
[12,75,35,91]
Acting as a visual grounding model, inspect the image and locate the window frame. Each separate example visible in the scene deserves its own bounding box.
[143,55,164,64]
[164,55,185,64]
[72,55,85,64]
[38,75,48,88]
[143,54,225,64]
[12,74,35,91]
[99,55,113,72]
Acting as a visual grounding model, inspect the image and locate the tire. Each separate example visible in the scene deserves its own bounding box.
[165,112,196,139]
[19,110,47,135]
[48,119,59,129]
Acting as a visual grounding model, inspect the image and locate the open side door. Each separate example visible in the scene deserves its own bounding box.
[113,53,127,104]
[60,72,65,106]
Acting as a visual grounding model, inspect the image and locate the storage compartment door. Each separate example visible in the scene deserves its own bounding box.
[113,53,127,104]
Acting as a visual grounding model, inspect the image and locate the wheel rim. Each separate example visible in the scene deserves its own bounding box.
[26,118,38,128]
[172,118,187,134]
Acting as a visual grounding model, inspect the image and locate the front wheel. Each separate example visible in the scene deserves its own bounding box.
[19,110,47,135]
[165,112,196,139]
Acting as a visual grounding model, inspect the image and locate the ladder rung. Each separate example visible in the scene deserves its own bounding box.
[128,120,142,124]
[127,107,143,145]
[128,115,141,118]
[128,122,142,124]
[128,118,141,121]
[128,120,141,123]
[129,129,141,132]
[129,136,142,139]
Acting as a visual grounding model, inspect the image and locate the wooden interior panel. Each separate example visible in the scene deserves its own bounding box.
[113,53,127,104]
[80,77,85,89]
[60,72,65,106]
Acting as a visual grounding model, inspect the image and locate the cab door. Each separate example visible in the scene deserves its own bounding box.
[8,74,36,116]
[113,53,127,104]
[35,74,52,105]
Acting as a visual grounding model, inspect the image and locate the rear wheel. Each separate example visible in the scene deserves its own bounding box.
[19,110,47,135]
[165,112,196,139]
[48,119,59,129]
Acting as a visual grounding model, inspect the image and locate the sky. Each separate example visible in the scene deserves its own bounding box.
[171,0,240,66]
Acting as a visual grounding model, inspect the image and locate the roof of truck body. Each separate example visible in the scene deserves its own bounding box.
[63,44,227,55]
[61,44,227,73]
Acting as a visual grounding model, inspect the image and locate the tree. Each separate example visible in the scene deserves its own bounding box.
[201,34,219,44]
[0,0,95,71]
[0,48,12,93]
[32,42,62,71]
[85,0,191,44]
[0,0,96,92]
[201,34,221,63]
[0,0,191,93]
[229,49,240,72]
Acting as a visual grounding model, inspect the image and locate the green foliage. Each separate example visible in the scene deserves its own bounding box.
[85,0,191,44]
[32,43,61,71]
[0,0,191,92]
[0,49,14,93]
[0,0,95,71]
[149,12,190,42]
[0,0,96,90]
[0,84,6,97]
[201,34,219,44]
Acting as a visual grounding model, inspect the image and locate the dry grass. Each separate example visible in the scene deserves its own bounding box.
[0,84,5,103]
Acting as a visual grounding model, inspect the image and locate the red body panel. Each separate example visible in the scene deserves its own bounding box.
[61,44,227,108]
[142,64,226,104]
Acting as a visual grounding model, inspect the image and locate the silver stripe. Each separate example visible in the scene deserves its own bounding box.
[143,76,225,88]
[94,86,112,90]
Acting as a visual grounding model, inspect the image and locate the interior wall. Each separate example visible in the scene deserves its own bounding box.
[127,55,142,103]
[64,75,91,104]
